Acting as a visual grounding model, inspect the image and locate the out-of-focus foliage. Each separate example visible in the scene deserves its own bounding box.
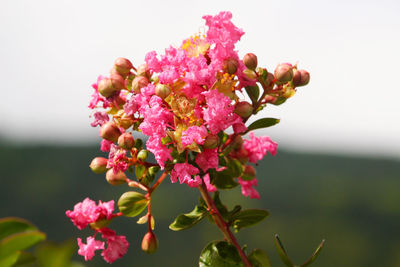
[0,144,399,266]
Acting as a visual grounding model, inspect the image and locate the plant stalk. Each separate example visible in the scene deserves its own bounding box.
[198,183,252,267]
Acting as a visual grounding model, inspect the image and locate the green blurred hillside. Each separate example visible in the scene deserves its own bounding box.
[0,144,399,267]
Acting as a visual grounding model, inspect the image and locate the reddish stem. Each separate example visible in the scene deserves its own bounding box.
[198,184,252,267]
[149,171,168,194]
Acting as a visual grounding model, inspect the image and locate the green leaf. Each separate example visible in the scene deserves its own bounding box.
[231,209,269,232]
[118,191,149,217]
[246,118,280,132]
[299,239,325,267]
[169,205,207,231]
[13,251,36,266]
[210,169,239,190]
[248,249,271,267]
[35,239,78,267]
[245,85,260,104]
[227,158,244,178]
[271,97,286,106]
[0,230,46,259]
[0,251,20,267]
[0,217,37,241]
[274,234,295,267]
[199,241,243,267]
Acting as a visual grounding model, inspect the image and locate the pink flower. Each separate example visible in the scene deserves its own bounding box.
[123,97,138,116]
[65,198,115,230]
[203,173,217,192]
[89,75,107,109]
[238,177,260,199]
[145,51,161,73]
[100,139,113,152]
[181,126,208,147]
[101,228,129,264]
[170,163,202,188]
[90,111,109,127]
[202,89,240,134]
[107,144,129,174]
[77,236,105,261]
[244,132,278,163]
[146,136,172,169]
[195,148,219,172]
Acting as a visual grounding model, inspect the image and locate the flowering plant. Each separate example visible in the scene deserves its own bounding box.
[66,11,323,266]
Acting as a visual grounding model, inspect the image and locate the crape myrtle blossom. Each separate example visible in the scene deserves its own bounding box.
[66,198,128,263]
[68,10,310,264]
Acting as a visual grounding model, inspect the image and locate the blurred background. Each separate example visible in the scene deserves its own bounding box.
[0,0,399,266]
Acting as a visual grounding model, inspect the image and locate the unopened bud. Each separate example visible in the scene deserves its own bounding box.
[136,64,150,78]
[264,95,277,104]
[274,63,293,83]
[232,135,244,150]
[114,57,133,77]
[223,58,238,75]
[203,134,219,149]
[110,73,125,90]
[118,133,135,150]
[89,157,109,174]
[243,53,258,70]
[137,149,149,161]
[98,78,117,98]
[155,84,171,99]
[231,146,249,164]
[141,231,158,254]
[241,165,256,181]
[292,69,302,87]
[131,76,149,93]
[234,102,254,118]
[106,169,127,185]
[100,122,121,142]
[297,69,310,86]
[243,68,257,80]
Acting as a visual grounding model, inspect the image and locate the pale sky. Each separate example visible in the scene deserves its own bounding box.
[0,0,399,158]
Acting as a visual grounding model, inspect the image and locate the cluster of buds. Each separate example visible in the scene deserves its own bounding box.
[68,11,310,264]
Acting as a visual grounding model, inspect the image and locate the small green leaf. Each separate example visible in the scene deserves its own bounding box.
[210,169,239,190]
[199,241,243,267]
[13,251,36,266]
[271,97,286,106]
[231,209,269,232]
[245,85,260,104]
[274,234,294,267]
[299,239,326,267]
[248,249,271,267]
[0,230,46,258]
[0,217,37,241]
[118,191,149,217]
[227,158,244,178]
[0,251,20,267]
[246,118,280,132]
[169,205,207,231]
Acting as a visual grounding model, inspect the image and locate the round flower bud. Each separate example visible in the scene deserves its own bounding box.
[131,76,149,93]
[89,157,109,174]
[241,165,256,181]
[110,73,125,90]
[100,122,121,142]
[292,69,302,87]
[274,63,293,83]
[114,57,133,77]
[106,169,127,185]
[137,149,149,161]
[234,102,254,118]
[230,146,249,164]
[203,134,219,149]
[141,231,158,254]
[223,58,238,75]
[98,78,116,98]
[232,135,244,150]
[243,68,257,80]
[243,53,258,70]
[118,133,135,150]
[155,84,171,99]
[136,64,150,78]
[297,69,310,87]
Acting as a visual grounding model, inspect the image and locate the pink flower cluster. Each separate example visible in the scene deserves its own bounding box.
[66,198,129,263]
